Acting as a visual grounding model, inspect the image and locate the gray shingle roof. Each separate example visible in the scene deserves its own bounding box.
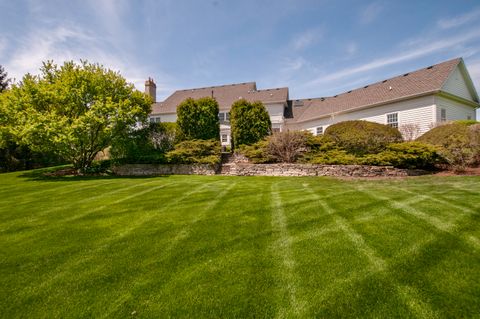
[151,82,288,114]
[286,58,463,124]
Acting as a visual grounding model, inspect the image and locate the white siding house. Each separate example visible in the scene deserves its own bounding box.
[147,57,478,143]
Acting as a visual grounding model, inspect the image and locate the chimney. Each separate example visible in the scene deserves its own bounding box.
[145,77,156,103]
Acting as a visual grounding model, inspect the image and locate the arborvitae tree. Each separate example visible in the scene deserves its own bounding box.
[0,65,10,92]
[176,96,220,140]
[230,99,271,149]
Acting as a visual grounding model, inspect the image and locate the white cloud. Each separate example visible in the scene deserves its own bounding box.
[437,7,480,29]
[291,28,323,51]
[3,23,155,91]
[359,2,384,25]
[306,29,480,87]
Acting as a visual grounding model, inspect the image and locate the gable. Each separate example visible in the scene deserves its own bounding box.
[442,63,479,103]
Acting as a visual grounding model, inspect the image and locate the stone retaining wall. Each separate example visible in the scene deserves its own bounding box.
[220,163,425,177]
[113,164,219,176]
[113,163,426,177]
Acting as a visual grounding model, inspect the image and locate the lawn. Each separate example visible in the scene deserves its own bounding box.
[1,170,479,318]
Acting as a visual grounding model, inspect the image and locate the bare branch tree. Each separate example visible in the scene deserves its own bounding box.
[399,123,421,141]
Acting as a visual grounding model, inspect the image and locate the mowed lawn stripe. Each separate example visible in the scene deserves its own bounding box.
[270,182,306,318]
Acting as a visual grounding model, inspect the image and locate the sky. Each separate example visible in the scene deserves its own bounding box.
[1,0,480,117]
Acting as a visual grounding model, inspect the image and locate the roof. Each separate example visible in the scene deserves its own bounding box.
[286,58,468,124]
[151,82,288,114]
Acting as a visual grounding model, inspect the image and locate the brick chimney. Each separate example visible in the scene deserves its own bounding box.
[145,77,156,103]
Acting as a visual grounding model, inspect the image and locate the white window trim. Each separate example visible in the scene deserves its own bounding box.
[386,112,398,128]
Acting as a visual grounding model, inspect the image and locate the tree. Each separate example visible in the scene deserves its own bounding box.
[1,60,151,172]
[0,65,10,92]
[176,97,220,140]
[230,99,271,149]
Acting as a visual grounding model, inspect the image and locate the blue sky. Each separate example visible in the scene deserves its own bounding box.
[1,0,480,110]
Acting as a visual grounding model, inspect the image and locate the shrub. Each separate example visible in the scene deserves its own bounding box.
[230,99,271,149]
[166,139,221,164]
[324,120,403,155]
[111,122,178,164]
[417,121,480,171]
[176,97,220,141]
[361,142,441,169]
[239,140,274,163]
[266,131,310,163]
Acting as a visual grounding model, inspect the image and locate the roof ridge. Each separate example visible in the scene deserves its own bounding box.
[174,81,256,92]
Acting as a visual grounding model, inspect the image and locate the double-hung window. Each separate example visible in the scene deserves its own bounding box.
[386,113,398,128]
[316,126,323,135]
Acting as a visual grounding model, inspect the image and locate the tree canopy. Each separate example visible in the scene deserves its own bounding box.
[0,65,9,92]
[230,99,271,149]
[0,60,151,171]
[176,97,220,140]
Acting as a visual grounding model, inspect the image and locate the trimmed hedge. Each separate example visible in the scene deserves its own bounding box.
[417,121,480,171]
[361,142,441,169]
[324,120,403,155]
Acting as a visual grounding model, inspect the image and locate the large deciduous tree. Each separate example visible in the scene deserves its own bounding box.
[176,96,220,140]
[1,60,151,172]
[230,99,271,149]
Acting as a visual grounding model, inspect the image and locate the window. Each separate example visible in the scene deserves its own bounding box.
[316,126,323,135]
[218,112,230,123]
[221,134,228,143]
[149,116,161,123]
[441,108,446,122]
[467,115,472,120]
[386,113,398,128]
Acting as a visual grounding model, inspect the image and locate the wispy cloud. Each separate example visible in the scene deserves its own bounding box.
[4,23,153,91]
[307,29,480,87]
[291,27,324,51]
[437,7,480,29]
[359,1,384,25]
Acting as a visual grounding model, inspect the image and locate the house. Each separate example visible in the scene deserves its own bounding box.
[147,57,479,145]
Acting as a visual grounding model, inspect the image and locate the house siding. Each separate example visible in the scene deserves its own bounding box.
[442,66,475,102]
[292,95,436,137]
[434,96,477,122]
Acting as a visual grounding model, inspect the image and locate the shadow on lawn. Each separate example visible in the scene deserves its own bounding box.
[19,166,169,182]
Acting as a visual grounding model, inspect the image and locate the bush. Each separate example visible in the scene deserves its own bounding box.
[239,140,274,163]
[177,97,220,141]
[361,142,441,169]
[266,131,310,163]
[324,120,403,155]
[417,121,480,171]
[230,99,271,149]
[110,122,178,164]
[166,139,221,164]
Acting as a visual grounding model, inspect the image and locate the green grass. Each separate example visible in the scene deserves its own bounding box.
[1,170,479,318]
